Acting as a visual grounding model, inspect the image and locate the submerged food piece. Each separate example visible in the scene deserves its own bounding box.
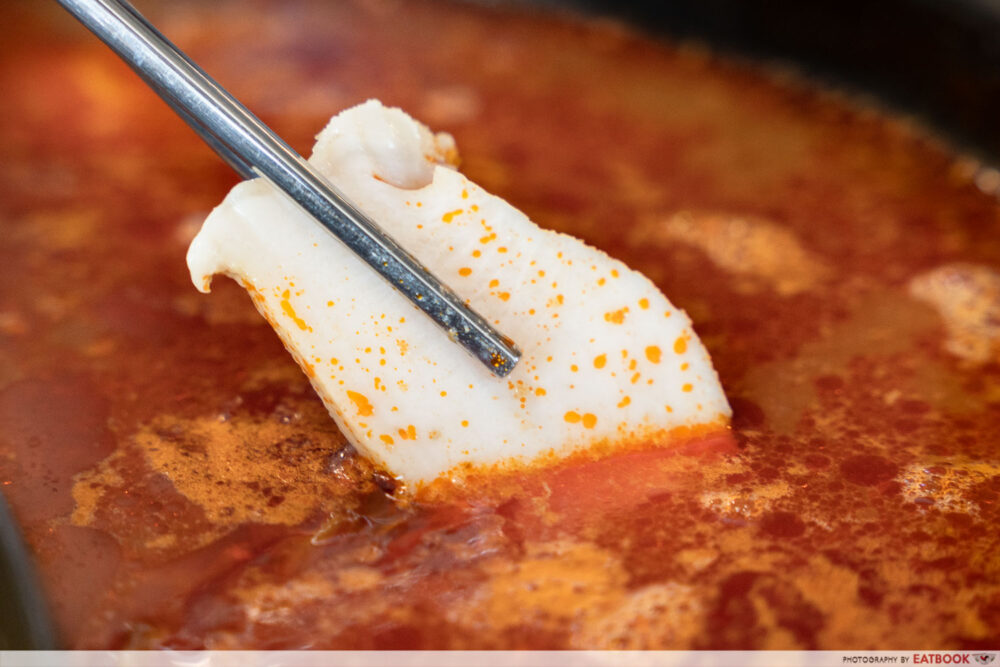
[187,100,730,485]
[909,263,1000,363]
[630,212,829,296]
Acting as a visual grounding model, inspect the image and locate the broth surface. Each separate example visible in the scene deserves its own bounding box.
[1,0,999,650]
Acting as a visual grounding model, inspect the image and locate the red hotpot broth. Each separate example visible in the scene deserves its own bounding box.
[0,0,998,650]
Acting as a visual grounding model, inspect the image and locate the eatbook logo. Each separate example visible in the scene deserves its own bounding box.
[973,655,996,666]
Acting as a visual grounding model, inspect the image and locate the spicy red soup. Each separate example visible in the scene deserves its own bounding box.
[1,0,999,650]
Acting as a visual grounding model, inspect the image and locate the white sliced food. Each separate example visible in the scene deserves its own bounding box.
[188,100,730,485]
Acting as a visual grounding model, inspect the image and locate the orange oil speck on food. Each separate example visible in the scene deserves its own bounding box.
[681,362,690,371]
[564,411,581,424]
[594,354,607,369]
[498,247,508,253]
[398,425,417,440]
[674,336,688,354]
[346,390,374,417]
[597,277,606,286]
[682,383,693,392]
[498,292,510,301]
[638,297,649,309]
[461,420,469,427]
[604,307,628,324]
[280,290,310,331]
[645,345,662,363]
[570,364,579,372]
[442,209,463,223]
[582,413,597,429]
[535,388,546,396]
[611,269,619,278]
[461,189,468,199]
[617,396,631,408]
[458,267,472,277]
[631,372,641,384]
[440,391,447,397]
[380,434,394,445]
[489,279,500,288]
[242,282,264,302]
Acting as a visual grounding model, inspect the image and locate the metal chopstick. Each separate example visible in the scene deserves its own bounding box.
[54,0,521,378]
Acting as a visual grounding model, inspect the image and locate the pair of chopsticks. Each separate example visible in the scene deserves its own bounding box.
[55,0,521,378]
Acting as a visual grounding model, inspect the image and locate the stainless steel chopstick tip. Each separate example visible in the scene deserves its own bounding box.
[55,0,521,378]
